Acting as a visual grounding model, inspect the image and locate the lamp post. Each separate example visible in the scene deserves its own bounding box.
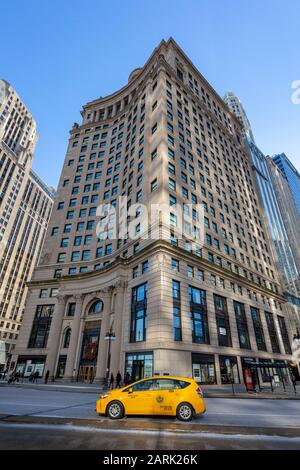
[104,325,116,388]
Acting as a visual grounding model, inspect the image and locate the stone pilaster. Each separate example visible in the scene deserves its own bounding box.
[63,295,84,381]
[45,295,67,380]
[94,288,113,383]
[110,282,127,378]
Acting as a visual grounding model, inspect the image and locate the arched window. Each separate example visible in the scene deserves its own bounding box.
[88,300,104,315]
[63,328,71,348]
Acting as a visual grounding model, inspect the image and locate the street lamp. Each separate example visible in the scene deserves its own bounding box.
[104,325,116,388]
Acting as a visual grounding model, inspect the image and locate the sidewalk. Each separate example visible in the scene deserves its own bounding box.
[1,379,299,398]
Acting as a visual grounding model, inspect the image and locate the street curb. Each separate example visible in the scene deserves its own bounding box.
[1,414,300,438]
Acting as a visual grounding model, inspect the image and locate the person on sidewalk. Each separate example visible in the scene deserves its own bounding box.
[116,371,122,388]
[33,371,39,383]
[109,372,114,389]
[44,370,50,384]
[124,372,131,386]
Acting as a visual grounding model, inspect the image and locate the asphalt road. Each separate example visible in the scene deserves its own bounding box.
[1,385,300,450]
[1,385,300,428]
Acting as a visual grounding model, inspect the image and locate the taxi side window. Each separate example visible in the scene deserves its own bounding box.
[132,380,154,391]
[153,379,179,390]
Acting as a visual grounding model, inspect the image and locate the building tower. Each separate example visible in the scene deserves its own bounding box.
[273,153,300,216]
[13,39,294,387]
[0,80,54,371]
[223,92,255,144]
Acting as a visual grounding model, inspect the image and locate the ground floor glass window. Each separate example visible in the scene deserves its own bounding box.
[192,353,216,385]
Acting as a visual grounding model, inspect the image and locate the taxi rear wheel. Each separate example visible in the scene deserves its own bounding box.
[176,402,194,421]
[107,400,124,419]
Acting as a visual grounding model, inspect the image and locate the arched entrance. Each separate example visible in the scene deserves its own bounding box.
[78,299,103,383]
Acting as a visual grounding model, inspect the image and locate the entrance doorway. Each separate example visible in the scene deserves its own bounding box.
[78,365,95,383]
[132,360,144,381]
[125,352,153,383]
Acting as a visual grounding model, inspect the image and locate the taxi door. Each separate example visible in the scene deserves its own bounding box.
[124,379,155,415]
[152,379,180,416]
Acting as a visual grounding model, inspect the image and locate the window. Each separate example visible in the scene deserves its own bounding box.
[88,300,104,315]
[130,283,147,342]
[171,258,179,271]
[50,288,59,298]
[251,307,266,351]
[67,303,76,317]
[105,243,112,255]
[189,286,209,344]
[28,305,54,348]
[234,302,251,350]
[142,260,149,273]
[265,312,280,353]
[172,280,182,341]
[39,289,48,298]
[63,328,71,348]
[150,178,158,192]
[277,316,291,354]
[51,227,59,236]
[214,295,232,347]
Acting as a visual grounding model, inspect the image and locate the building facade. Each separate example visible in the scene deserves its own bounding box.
[0,80,54,370]
[273,153,300,215]
[13,39,294,387]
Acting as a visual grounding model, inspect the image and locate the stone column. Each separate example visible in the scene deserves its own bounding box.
[110,282,126,378]
[45,295,67,380]
[94,289,112,384]
[63,295,84,381]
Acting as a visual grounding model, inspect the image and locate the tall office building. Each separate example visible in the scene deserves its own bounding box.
[273,153,300,215]
[223,92,255,144]
[0,80,54,371]
[223,91,300,332]
[13,39,294,388]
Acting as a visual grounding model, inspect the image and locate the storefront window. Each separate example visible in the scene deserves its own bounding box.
[125,352,153,382]
[56,355,67,378]
[219,355,240,384]
[192,353,216,384]
[15,357,46,378]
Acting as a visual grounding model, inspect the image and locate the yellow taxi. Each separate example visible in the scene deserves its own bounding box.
[96,376,206,421]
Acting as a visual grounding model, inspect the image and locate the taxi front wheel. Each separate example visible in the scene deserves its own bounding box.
[107,400,124,419]
[176,402,194,422]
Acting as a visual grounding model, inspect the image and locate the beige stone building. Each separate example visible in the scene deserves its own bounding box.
[12,39,295,388]
[0,80,54,370]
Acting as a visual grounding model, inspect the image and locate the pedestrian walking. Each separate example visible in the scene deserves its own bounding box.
[124,372,131,386]
[33,370,39,383]
[44,370,50,384]
[109,372,114,389]
[116,371,122,388]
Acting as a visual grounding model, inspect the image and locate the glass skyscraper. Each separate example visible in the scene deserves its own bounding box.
[273,154,300,215]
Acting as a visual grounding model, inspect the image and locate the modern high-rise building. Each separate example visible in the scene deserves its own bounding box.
[273,153,300,215]
[223,91,300,333]
[13,39,294,388]
[0,80,54,371]
[223,92,255,144]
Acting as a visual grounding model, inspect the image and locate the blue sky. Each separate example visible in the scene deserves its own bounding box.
[2,0,300,187]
